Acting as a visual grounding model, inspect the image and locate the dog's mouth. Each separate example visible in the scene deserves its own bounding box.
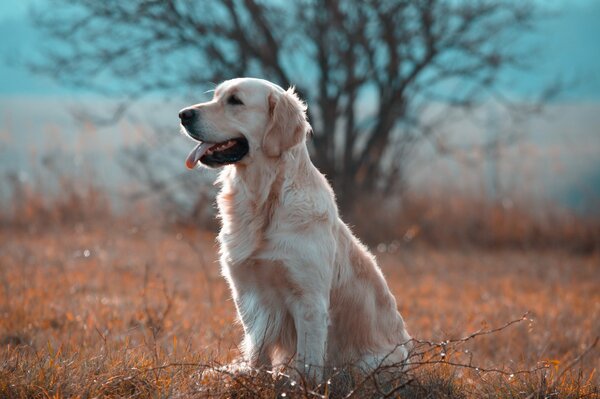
[185,137,249,169]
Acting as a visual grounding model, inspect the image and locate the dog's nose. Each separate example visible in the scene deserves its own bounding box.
[179,108,197,125]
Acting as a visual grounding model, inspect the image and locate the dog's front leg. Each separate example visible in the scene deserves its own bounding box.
[237,293,274,370]
[242,329,271,369]
[289,296,328,383]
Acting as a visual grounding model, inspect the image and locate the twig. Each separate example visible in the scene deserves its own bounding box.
[404,360,548,377]
[412,312,530,347]
[554,336,599,383]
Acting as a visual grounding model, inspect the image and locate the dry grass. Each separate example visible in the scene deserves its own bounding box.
[0,218,598,398]
[348,193,600,252]
[0,173,598,397]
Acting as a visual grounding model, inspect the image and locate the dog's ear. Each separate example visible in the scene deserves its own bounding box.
[262,87,310,158]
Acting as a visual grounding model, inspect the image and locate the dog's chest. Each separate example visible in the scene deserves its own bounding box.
[216,184,269,265]
[217,187,295,308]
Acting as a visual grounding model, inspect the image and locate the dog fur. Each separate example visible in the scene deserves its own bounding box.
[180,78,411,382]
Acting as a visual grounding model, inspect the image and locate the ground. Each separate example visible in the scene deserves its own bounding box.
[0,222,598,398]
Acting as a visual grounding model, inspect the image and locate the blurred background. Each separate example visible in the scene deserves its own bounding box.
[0,0,599,247]
[0,1,599,396]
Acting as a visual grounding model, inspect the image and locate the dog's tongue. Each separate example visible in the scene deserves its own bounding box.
[185,142,212,169]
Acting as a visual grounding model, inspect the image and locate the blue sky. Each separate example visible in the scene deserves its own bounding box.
[0,0,599,100]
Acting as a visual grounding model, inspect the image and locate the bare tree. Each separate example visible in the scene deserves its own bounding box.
[31,0,547,215]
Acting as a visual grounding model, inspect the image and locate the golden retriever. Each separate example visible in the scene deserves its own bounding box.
[179,78,411,382]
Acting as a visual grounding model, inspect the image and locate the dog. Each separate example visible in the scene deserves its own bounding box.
[179,78,411,382]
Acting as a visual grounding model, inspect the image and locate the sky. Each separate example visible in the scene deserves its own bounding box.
[0,0,599,99]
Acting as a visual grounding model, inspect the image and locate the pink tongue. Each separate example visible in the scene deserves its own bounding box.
[185,143,212,169]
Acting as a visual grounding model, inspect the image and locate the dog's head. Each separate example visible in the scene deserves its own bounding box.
[179,78,311,169]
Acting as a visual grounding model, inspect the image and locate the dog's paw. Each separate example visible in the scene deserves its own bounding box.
[200,361,256,382]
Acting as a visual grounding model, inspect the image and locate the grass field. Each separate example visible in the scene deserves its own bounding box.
[0,219,599,398]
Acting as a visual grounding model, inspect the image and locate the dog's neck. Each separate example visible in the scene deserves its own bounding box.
[222,144,313,206]
[217,143,314,225]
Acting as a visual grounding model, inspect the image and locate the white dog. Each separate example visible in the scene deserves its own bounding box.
[179,78,411,382]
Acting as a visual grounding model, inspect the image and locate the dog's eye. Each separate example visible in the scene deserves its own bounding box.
[227,95,244,106]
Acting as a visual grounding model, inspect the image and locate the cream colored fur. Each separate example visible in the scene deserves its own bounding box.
[181,78,411,382]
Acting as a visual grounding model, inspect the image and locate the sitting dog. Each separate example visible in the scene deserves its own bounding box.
[179,78,411,382]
